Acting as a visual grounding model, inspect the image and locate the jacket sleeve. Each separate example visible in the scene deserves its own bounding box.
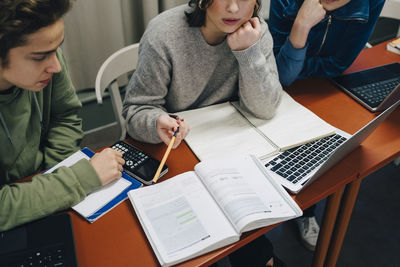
[269,0,307,86]
[42,49,85,168]
[0,50,102,231]
[298,0,384,79]
[232,21,283,119]
[0,159,101,231]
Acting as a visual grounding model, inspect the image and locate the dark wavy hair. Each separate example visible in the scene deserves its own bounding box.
[0,0,71,67]
[185,0,261,27]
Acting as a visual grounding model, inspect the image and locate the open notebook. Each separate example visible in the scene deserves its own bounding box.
[177,91,336,161]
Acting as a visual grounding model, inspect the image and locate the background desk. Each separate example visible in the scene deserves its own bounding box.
[70,41,399,267]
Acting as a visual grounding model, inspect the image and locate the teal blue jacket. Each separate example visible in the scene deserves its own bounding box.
[269,0,385,86]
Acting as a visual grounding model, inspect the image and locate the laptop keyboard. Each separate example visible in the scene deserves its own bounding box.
[264,134,347,185]
[1,243,66,267]
[350,77,400,108]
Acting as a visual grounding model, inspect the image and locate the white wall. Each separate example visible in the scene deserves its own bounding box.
[62,0,126,90]
[160,0,187,11]
[381,0,400,18]
[63,0,152,90]
[63,0,399,91]
[261,0,270,19]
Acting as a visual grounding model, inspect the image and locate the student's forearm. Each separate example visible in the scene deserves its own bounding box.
[289,0,326,49]
[289,18,312,49]
[0,160,99,231]
[234,40,283,119]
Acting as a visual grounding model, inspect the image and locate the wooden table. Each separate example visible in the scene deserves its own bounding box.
[71,41,399,267]
[286,40,400,267]
[322,42,400,267]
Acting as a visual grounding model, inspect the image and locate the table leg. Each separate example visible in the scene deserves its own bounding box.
[312,187,344,267]
[324,178,362,267]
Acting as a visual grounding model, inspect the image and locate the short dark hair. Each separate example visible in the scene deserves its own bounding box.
[185,0,261,27]
[0,0,71,67]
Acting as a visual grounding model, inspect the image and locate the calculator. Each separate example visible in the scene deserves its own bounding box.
[111,141,168,185]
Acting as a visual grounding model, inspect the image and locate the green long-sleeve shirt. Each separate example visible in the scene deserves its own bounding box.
[0,49,101,231]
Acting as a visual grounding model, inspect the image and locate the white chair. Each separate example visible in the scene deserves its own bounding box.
[380,0,400,37]
[365,0,400,48]
[95,43,139,140]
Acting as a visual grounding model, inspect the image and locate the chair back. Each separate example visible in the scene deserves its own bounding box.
[95,43,140,140]
[381,0,400,36]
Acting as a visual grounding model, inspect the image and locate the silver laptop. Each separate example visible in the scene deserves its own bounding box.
[263,99,400,194]
[331,63,400,112]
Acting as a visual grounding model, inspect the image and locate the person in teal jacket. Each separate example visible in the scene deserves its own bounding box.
[269,0,385,86]
[0,0,125,231]
[269,0,385,252]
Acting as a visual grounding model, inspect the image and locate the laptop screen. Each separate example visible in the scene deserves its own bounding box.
[331,63,400,111]
[332,63,400,88]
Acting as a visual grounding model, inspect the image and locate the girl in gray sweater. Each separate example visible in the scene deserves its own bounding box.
[122,0,283,150]
[123,1,286,266]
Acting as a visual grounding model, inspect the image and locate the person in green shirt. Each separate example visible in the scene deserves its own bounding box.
[0,0,125,231]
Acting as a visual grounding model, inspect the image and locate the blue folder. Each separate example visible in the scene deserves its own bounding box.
[79,148,143,222]
[55,147,143,223]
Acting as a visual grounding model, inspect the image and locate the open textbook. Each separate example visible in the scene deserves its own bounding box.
[177,91,336,161]
[128,155,302,267]
[45,148,142,222]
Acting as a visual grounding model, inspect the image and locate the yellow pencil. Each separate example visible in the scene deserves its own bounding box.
[152,127,179,184]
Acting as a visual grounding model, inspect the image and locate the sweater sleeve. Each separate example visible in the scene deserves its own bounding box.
[43,49,84,168]
[232,21,283,119]
[0,159,101,231]
[122,39,171,144]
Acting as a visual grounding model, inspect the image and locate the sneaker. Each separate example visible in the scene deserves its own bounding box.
[296,216,320,251]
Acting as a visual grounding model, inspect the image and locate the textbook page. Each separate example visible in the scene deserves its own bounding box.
[232,92,336,151]
[177,103,277,161]
[195,155,302,233]
[128,171,238,267]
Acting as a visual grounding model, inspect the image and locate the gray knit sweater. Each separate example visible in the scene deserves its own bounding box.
[122,4,282,144]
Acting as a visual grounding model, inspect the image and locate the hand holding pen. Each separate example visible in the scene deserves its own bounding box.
[152,126,180,184]
[156,113,190,148]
